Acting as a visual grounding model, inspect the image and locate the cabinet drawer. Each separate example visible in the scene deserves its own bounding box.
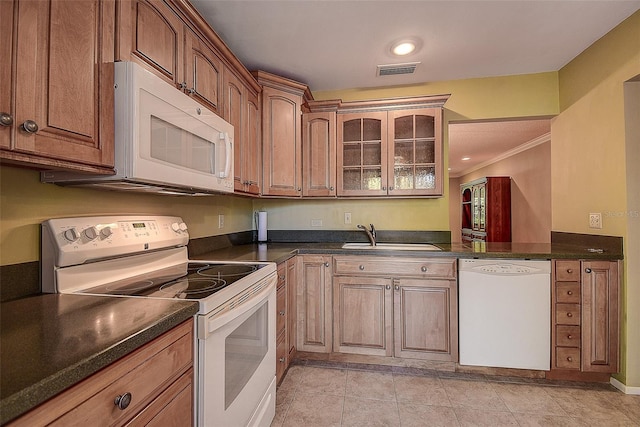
[555,261,580,281]
[556,303,580,325]
[334,257,456,279]
[277,284,286,335]
[556,347,581,369]
[555,282,580,303]
[556,325,581,347]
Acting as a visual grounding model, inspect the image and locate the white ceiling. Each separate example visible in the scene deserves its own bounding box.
[190,0,638,176]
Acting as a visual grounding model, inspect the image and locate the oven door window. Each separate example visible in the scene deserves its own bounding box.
[224,303,268,409]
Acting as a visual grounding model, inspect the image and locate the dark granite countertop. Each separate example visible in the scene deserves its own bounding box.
[192,240,623,263]
[0,294,198,424]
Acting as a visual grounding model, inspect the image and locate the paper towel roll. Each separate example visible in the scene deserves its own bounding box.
[256,211,268,242]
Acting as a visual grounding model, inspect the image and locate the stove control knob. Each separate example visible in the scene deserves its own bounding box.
[63,228,79,242]
[83,226,98,240]
[100,226,113,239]
[179,222,188,232]
[171,222,181,232]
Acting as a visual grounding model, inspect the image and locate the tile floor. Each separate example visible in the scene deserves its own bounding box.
[271,360,640,427]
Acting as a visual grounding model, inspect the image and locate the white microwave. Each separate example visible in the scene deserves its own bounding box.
[42,61,234,195]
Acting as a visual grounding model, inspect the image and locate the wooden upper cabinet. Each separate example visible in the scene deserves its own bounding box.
[118,0,184,86]
[184,29,223,115]
[1,0,115,172]
[336,96,448,198]
[302,102,338,197]
[255,71,309,197]
[224,69,261,195]
[0,0,15,151]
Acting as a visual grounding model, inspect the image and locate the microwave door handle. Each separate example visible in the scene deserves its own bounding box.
[218,132,232,178]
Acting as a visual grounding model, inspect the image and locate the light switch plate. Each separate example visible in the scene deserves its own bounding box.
[344,212,352,224]
[311,219,323,227]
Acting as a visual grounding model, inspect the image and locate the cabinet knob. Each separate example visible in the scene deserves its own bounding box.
[179,81,187,90]
[0,112,13,127]
[324,262,330,267]
[279,357,285,363]
[395,285,400,291]
[585,268,592,273]
[567,356,573,362]
[114,392,132,410]
[421,266,428,272]
[566,269,573,273]
[389,186,394,191]
[567,334,573,339]
[330,186,334,191]
[21,120,38,134]
[566,312,573,318]
[567,290,573,296]
[298,187,302,191]
[386,285,391,290]
[279,310,285,316]
[382,186,387,191]
[359,265,365,270]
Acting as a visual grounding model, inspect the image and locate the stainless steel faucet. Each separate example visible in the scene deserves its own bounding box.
[357,223,377,246]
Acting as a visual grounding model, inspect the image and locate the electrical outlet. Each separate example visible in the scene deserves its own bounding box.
[344,212,352,224]
[589,213,602,229]
[218,214,224,229]
[311,219,323,227]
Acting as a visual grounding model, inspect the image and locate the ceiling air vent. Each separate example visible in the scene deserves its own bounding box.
[377,62,420,77]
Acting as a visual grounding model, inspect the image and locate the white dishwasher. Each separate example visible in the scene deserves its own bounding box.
[459,259,551,370]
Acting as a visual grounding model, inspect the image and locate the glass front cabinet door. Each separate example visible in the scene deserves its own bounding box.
[387,108,442,196]
[337,106,443,197]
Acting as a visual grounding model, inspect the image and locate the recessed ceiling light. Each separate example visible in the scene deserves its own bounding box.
[390,38,421,57]
[392,41,415,56]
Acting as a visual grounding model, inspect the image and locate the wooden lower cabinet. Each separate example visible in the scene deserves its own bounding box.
[8,320,194,426]
[332,256,458,362]
[551,259,620,379]
[275,257,298,384]
[296,255,333,352]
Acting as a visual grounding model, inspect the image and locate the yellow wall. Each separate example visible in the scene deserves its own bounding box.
[0,166,253,265]
[552,11,640,389]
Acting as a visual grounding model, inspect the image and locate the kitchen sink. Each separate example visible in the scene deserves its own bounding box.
[341,242,442,251]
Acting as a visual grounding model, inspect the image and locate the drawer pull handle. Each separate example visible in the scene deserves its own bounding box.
[567,334,573,339]
[567,291,573,296]
[114,392,132,410]
[567,356,573,362]
[421,266,428,272]
[359,265,365,270]
[279,310,285,316]
[567,269,573,273]
[279,357,285,363]
[567,312,573,318]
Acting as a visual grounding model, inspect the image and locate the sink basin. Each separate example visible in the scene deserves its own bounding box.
[341,242,442,251]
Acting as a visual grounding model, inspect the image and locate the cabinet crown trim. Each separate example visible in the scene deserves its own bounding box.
[336,94,450,113]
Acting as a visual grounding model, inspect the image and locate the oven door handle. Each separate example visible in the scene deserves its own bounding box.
[198,278,275,340]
